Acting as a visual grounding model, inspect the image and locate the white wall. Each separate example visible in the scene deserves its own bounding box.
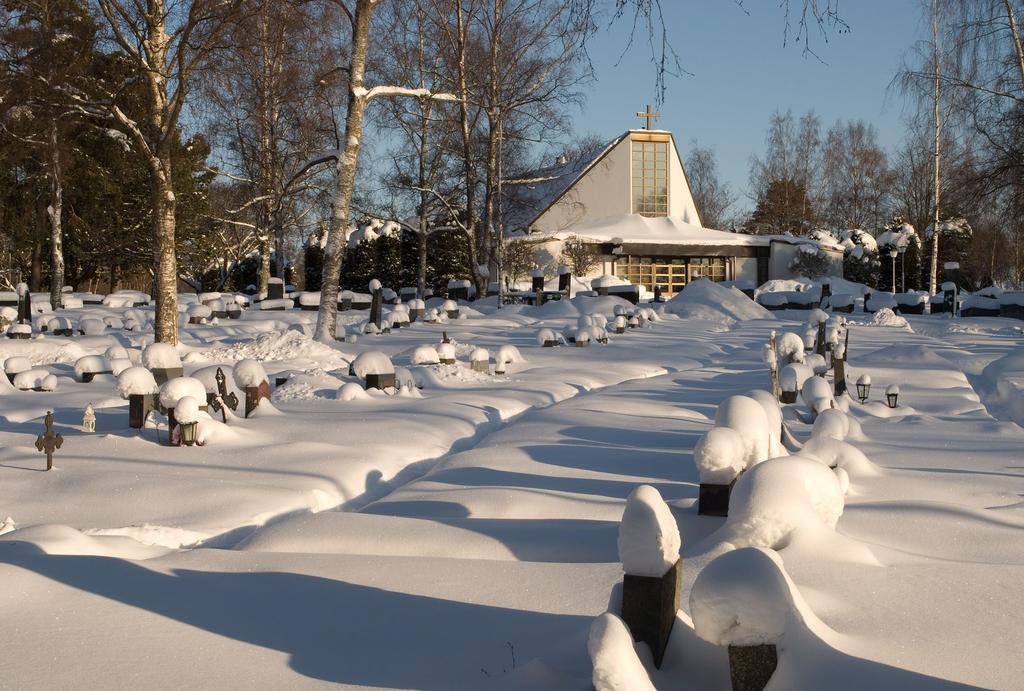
[734,257,759,284]
[668,139,702,226]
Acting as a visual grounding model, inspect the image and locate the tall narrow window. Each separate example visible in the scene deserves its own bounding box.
[631,138,669,216]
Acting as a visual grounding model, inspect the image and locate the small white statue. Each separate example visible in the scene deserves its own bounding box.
[83,403,96,433]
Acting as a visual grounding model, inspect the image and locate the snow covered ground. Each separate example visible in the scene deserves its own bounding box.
[1,288,1023,688]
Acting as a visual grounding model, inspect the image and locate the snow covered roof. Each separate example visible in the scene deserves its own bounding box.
[501,133,629,232]
[533,213,769,247]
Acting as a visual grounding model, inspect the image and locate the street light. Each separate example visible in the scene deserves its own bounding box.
[886,384,900,409]
[889,248,899,294]
[899,246,906,293]
[856,374,871,403]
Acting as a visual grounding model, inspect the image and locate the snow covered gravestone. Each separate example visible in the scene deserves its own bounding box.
[267,277,285,301]
[558,265,571,293]
[158,377,206,446]
[695,427,747,516]
[234,359,270,417]
[369,279,383,330]
[350,351,396,392]
[690,548,802,691]
[617,485,681,669]
[142,343,183,385]
[469,348,490,373]
[117,366,159,429]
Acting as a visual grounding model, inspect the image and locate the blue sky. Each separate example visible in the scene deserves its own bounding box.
[578,0,927,214]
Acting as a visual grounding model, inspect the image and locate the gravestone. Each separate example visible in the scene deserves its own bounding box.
[621,559,681,669]
[209,367,239,423]
[244,380,270,417]
[267,281,285,300]
[558,269,571,294]
[370,287,383,329]
[728,644,778,691]
[698,480,734,516]
[365,372,396,391]
[129,394,155,429]
[35,411,63,471]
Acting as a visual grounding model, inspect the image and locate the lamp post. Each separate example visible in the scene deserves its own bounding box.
[856,374,871,403]
[886,384,900,409]
[899,247,906,293]
[889,248,899,294]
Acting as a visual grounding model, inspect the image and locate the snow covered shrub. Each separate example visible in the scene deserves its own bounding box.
[789,243,832,279]
[840,228,880,287]
[78,317,106,335]
[617,485,680,577]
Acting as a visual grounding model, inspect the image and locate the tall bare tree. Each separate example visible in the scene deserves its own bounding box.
[91,0,241,344]
[685,142,733,229]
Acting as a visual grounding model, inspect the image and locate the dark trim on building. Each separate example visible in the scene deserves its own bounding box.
[615,242,768,258]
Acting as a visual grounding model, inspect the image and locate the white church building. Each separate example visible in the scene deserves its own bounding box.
[502,121,842,297]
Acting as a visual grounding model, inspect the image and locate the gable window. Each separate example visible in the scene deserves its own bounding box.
[631,138,669,217]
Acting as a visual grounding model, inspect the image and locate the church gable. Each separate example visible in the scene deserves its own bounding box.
[503,129,704,237]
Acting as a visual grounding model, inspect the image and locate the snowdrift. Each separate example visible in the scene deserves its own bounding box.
[663,279,770,322]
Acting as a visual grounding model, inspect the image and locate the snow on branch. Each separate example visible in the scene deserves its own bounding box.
[354,85,459,103]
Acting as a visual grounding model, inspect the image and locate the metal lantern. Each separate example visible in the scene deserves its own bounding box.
[886,385,900,409]
[180,420,199,446]
[856,375,871,403]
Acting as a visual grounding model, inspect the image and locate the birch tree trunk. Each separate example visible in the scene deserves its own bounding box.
[47,122,64,311]
[1004,0,1024,86]
[455,0,483,296]
[152,159,179,344]
[315,0,376,342]
[929,0,941,296]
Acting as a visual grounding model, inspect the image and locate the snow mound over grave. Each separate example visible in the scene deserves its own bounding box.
[617,485,680,577]
[233,359,268,387]
[525,299,581,319]
[193,330,350,368]
[694,427,747,484]
[690,547,821,647]
[978,346,1024,427]
[588,613,656,691]
[117,366,158,397]
[664,279,770,322]
[865,308,910,329]
[0,524,172,559]
[714,395,770,465]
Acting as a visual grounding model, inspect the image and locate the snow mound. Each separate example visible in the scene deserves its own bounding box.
[664,279,770,322]
[142,343,182,369]
[867,308,909,328]
[617,485,680,577]
[495,344,525,364]
[811,409,850,440]
[724,456,845,550]
[233,359,268,388]
[714,395,770,465]
[746,389,785,457]
[410,345,440,365]
[780,363,813,393]
[175,396,201,424]
[195,330,348,367]
[776,332,805,365]
[527,299,580,319]
[690,547,806,647]
[159,377,206,409]
[0,524,171,559]
[74,355,111,380]
[117,366,159,397]
[694,426,747,484]
[801,436,878,477]
[351,351,395,377]
[588,613,656,691]
[336,382,370,401]
[3,356,32,375]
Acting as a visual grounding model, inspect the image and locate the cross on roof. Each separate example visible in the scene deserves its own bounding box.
[635,104,661,130]
[35,410,63,471]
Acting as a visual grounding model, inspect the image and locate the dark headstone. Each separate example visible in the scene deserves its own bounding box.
[815,322,826,358]
[621,559,681,669]
[470,360,489,373]
[267,282,285,300]
[19,288,32,324]
[244,380,270,417]
[80,370,112,383]
[129,393,154,429]
[728,644,778,691]
[532,275,545,294]
[653,284,663,302]
[370,288,383,329]
[698,480,735,516]
[365,372,396,391]
[558,271,571,293]
[151,366,183,386]
[780,389,798,404]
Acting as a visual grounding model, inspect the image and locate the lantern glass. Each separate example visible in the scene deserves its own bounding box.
[886,392,899,408]
[857,382,870,402]
[181,421,198,446]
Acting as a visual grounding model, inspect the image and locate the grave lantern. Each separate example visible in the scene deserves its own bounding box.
[886,384,900,409]
[856,374,871,403]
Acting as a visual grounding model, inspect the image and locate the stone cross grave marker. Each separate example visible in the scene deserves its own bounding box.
[35,411,64,471]
[209,367,239,423]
